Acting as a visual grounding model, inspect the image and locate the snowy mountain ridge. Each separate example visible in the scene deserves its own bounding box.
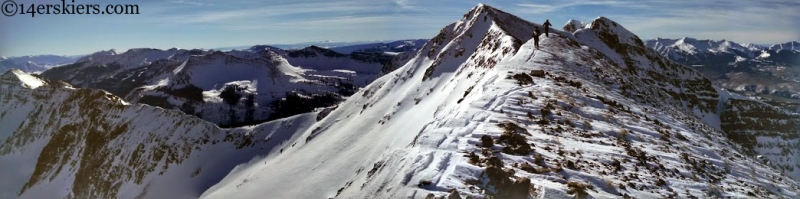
[41,43,398,127]
[76,48,210,69]
[330,39,429,54]
[203,4,799,198]
[646,37,764,59]
[646,37,800,61]
[1,4,799,199]
[170,50,306,89]
[0,55,80,73]
[123,49,331,126]
[769,41,800,52]
[243,44,401,86]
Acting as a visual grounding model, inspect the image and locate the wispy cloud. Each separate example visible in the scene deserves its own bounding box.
[392,0,414,9]
[516,0,632,14]
[145,0,459,33]
[153,1,382,25]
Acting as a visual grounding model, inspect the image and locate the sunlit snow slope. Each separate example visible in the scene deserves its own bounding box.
[202,4,799,199]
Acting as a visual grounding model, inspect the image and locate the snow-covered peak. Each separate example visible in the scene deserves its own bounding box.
[466,3,534,39]
[769,41,800,52]
[291,45,345,57]
[647,37,763,56]
[677,37,699,44]
[417,3,536,62]
[330,39,428,54]
[562,19,588,33]
[171,49,305,92]
[714,39,762,53]
[77,48,208,68]
[395,3,536,82]
[588,16,645,47]
[247,45,285,54]
[739,42,764,51]
[1,54,80,73]
[645,38,680,53]
[90,49,118,56]
[0,68,47,89]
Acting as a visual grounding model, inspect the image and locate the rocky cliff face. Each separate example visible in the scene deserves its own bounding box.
[643,38,800,182]
[721,99,800,179]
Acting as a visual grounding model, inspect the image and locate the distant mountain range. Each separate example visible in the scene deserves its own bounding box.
[213,40,401,52]
[330,39,428,54]
[1,39,426,128]
[36,41,420,127]
[645,38,800,112]
[0,55,81,73]
[1,39,428,74]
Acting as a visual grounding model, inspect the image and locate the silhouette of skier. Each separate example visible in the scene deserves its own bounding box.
[532,27,541,49]
[543,19,552,37]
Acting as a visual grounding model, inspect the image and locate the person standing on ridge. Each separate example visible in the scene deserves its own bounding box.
[543,19,552,37]
[532,27,541,49]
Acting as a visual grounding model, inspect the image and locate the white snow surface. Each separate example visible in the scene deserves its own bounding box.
[1,69,46,89]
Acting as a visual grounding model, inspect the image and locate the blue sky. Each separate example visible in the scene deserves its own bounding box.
[1,0,798,57]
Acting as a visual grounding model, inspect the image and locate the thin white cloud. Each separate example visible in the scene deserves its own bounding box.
[516,0,631,14]
[219,13,439,30]
[218,15,395,30]
[153,1,381,25]
[393,0,414,9]
[148,0,457,32]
